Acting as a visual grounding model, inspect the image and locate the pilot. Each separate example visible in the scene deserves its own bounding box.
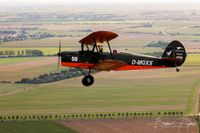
[99,46,103,53]
[113,49,117,53]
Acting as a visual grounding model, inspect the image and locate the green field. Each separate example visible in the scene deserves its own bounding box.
[0,69,199,115]
[1,5,200,133]
[0,83,30,96]
[0,57,48,65]
[185,54,200,66]
[0,121,77,133]
[1,7,200,119]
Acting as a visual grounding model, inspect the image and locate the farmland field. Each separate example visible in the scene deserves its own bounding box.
[1,4,200,133]
[59,117,198,133]
[0,57,54,65]
[0,54,199,116]
[0,57,57,81]
[0,121,77,133]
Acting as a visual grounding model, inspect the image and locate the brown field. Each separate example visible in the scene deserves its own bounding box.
[0,57,57,81]
[59,117,198,133]
[0,57,56,72]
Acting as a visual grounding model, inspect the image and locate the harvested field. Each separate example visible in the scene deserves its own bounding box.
[59,117,198,133]
[0,57,58,81]
[0,57,56,72]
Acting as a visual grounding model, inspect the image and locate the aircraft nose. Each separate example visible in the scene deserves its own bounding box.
[58,52,64,57]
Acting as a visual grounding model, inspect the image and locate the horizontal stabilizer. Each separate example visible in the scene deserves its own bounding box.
[162,57,183,62]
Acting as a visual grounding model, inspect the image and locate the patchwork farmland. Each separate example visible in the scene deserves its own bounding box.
[1,4,200,133]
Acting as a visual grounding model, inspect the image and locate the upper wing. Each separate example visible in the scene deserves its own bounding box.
[89,60,127,71]
[79,31,118,45]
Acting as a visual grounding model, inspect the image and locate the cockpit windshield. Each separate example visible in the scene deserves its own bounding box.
[81,44,103,53]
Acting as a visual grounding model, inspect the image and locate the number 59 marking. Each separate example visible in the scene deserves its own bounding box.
[71,56,78,62]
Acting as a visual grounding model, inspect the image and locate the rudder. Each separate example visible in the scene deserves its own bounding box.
[162,40,187,67]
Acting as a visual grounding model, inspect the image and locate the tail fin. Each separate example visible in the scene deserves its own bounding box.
[162,40,187,67]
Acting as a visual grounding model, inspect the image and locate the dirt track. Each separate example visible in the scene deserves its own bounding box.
[59,117,198,133]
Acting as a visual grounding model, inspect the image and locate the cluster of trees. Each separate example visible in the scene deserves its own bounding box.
[0,50,43,57]
[0,111,184,122]
[0,30,17,34]
[146,40,169,49]
[16,69,89,84]
[29,32,55,40]
[144,52,163,57]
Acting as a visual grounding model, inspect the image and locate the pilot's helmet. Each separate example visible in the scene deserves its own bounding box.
[100,47,103,53]
[113,49,117,53]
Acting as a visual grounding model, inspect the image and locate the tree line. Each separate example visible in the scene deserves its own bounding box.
[0,50,43,57]
[15,69,90,84]
[0,111,183,122]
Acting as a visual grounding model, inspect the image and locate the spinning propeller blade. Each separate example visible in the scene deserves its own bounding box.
[57,40,61,72]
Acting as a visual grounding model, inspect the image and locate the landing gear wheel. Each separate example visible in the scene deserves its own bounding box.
[82,75,94,86]
[176,67,180,72]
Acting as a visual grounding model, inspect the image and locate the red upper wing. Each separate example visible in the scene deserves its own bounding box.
[79,31,118,45]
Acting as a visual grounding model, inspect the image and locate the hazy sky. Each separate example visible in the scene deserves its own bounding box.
[1,0,200,6]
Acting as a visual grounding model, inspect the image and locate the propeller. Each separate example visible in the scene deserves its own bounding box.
[57,40,61,72]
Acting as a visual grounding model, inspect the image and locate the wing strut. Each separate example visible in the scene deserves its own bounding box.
[81,43,83,51]
[91,38,100,52]
[173,47,180,72]
[107,40,113,59]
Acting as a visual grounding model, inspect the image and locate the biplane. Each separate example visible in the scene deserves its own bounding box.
[57,31,187,86]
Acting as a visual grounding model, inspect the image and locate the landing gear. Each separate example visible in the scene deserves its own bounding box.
[175,62,180,72]
[78,68,95,87]
[176,67,180,72]
[82,75,94,86]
